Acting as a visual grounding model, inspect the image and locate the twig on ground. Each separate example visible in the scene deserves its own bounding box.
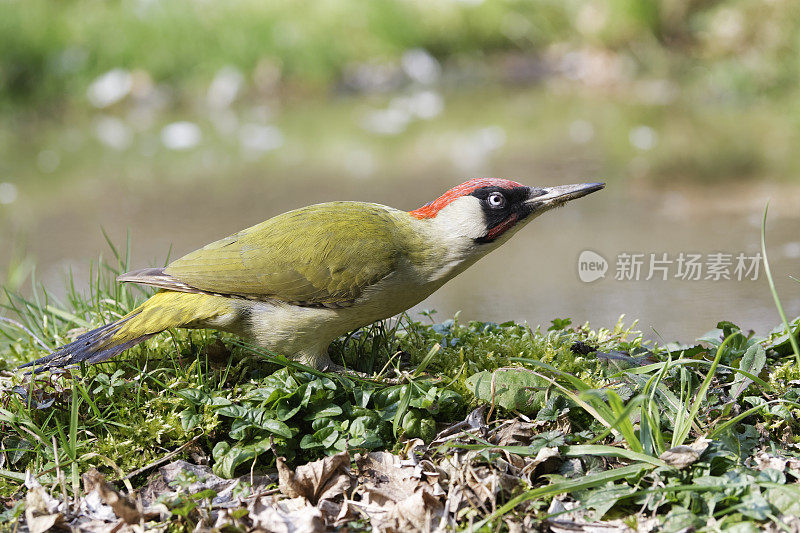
[123,435,203,481]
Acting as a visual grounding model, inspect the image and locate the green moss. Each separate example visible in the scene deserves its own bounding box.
[769,361,800,394]
[1,250,799,533]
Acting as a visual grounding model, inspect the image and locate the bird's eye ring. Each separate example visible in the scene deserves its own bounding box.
[487,192,506,209]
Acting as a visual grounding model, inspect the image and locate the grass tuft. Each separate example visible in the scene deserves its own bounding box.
[0,246,798,530]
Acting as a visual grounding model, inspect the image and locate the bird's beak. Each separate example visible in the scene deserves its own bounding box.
[525,182,605,211]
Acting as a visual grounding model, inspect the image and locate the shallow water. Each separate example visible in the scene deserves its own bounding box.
[2,86,800,343]
[7,176,799,344]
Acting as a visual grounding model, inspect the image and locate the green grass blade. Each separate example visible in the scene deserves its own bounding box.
[434,442,666,468]
[672,332,738,447]
[412,342,440,377]
[562,445,667,468]
[393,383,412,437]
[469,463,651,531]
[46,305,92,329]
[605,390,643,453]
[0,469,26,483]
[623,358,771,390]
[761,203,800,364]
[709,399,800,438]
[579,392,643,451]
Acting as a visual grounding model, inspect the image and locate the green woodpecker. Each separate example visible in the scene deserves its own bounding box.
[23,179,603,371]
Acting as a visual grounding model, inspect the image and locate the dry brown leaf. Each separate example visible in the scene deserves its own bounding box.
[531,446,561,467]
[357,451,414,479]
[354,451,445,532]
[431,405,488,445]
[466,465,520,506]
[752,449,800,474]
[659,446,699,469]
[355,486,444,533]
[248,495,325,533]
[355,451,420,506]
[76,490,117,523]
[529,446,562,477]
[659,438,710,469]
[158,460,232,494]
[438,446,533,511]
[389,488,444,532]
[753,451,789,472]
[139,460,274,510]
[277,450,351,503]
[25,485,65,533]
[505,517,524,533]
[76,472,131,528]
[493,418,537,446]
[82,470,140,525]
[318,498,353,525]
[26,513,65,533]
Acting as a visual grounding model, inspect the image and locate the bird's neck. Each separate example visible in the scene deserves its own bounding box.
[397,213,491,285]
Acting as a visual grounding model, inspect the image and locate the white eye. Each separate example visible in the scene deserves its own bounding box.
[487,192,506,209]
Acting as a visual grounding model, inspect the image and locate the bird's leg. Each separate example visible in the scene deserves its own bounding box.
[290,345,367,377]
[293,348,333,371]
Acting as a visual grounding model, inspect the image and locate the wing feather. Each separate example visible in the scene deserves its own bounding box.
[125,202,406,306]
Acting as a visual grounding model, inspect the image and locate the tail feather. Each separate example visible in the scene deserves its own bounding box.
[18,317,152,370]
[19,291,234,371]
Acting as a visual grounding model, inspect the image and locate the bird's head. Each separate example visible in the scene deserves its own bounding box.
[409,178,604,245]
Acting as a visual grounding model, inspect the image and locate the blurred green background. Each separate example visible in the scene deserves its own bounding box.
[1,0,799,340]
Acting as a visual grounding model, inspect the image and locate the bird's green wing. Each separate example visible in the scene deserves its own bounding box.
[162,202,404,306]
